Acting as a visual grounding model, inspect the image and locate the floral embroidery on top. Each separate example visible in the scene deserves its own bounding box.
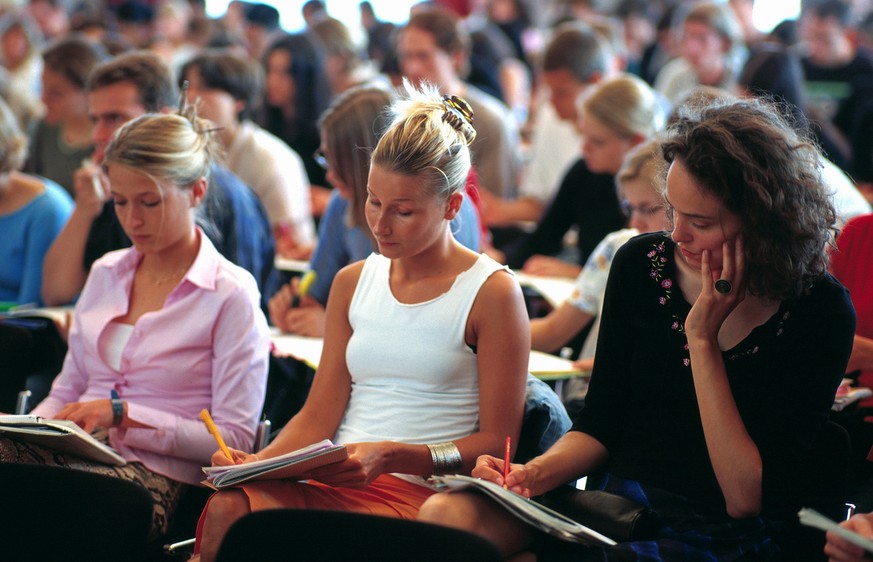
[648,241,673,306]
[729,345,760,361]
[775,311,790,336]
[728,309,790,361]
[648,240,691,367]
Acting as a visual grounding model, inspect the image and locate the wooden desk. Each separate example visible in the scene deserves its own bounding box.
[271,330,589,386]
[1,306,73,325]
[275,258,311,273]
[514,272,575,309]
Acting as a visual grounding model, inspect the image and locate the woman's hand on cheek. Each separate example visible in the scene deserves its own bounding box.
[685,237,746,343]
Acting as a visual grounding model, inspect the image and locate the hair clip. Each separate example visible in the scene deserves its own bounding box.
[441,94,473,123]
[441,94,476,142]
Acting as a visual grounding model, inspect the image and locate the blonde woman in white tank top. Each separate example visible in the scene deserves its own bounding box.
[193,82,530,562]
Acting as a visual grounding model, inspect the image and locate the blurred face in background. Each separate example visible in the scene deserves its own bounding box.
[88,82,146,163]
[620,176,668,233]
[41,68,88,124]
[802,14,851,67]
[578,111,638,175]
[680,20,727,78]
[264,48,295,114]
[397,26,457,89]
[316,142,352,199]
[1,25,29,69]
[543,69,589,122]
[184,68,241,131]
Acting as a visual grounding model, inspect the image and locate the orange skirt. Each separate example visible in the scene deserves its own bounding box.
[194,474,435,553]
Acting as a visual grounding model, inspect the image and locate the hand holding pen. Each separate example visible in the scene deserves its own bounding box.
[268,271,326,336]
[470,443,533,498]
[72,159,110,220]
[291,270,317,308]
[200,409,261,466]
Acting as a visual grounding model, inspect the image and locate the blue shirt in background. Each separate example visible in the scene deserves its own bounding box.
[0,177,73,306]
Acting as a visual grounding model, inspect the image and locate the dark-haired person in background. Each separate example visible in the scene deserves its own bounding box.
[181,49,315,259]
[26,34,106,196]
[259,33,331,210]
[41,51,277,310]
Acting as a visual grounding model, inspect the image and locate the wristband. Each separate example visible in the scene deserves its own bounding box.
[426,442,463,475]
[110,390,124,427]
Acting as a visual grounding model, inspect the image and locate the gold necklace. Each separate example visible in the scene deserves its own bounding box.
[144,267,187,287]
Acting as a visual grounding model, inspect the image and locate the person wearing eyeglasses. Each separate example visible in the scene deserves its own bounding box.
[529,139,668,406]
[180,49,315,260]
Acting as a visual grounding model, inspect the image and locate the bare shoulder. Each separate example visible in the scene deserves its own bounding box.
[328,260,367,305]
[468,266,528,355]
[473,268,526,317]
[481,268,524,301]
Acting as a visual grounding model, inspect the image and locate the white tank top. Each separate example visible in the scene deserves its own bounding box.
[99,321,134,371]
[336,252,507,445]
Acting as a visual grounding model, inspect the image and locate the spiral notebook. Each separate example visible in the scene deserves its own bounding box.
[202,439,348,488]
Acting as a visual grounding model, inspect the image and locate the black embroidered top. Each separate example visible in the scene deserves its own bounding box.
[573,232,855,520]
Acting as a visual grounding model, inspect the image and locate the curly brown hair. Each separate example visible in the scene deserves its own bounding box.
[661,97,837,300]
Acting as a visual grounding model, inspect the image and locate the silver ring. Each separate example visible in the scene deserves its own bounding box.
[714,279,732,294]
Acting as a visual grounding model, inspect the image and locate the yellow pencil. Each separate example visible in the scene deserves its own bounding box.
[291,270,318,308]
[200,409,232,460]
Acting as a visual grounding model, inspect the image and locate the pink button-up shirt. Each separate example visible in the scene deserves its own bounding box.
[32,231,270,485]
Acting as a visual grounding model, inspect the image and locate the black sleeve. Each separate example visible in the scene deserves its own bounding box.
[574,176,627,265]
[571,234,646,449]
[83,203,131,270]
[506,159,587,269]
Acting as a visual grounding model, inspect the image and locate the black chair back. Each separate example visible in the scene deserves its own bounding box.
[0,463,153,562]
[780,420,852,561]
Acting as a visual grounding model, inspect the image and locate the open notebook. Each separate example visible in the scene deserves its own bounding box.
[202,439,348,488]
[0,415,126,466]
[429,474,616,546]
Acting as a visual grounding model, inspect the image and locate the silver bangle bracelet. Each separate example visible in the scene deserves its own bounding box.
[427,442,463,475]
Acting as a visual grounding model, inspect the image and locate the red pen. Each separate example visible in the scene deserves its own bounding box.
[503,435,511,488]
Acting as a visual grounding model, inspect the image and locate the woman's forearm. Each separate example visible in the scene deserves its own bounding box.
[530,304,593,353]
[522,431,608,497]
[41,208,92,305]
[688,338,762,518]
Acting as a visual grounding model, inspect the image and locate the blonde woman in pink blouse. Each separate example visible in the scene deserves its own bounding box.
[1,109,270,537]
